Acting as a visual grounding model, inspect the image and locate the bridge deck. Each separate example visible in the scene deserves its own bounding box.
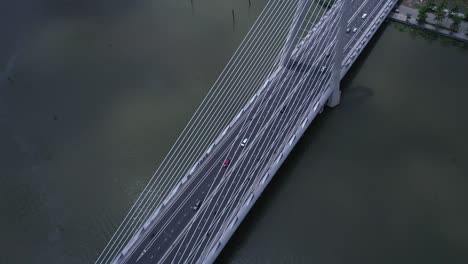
[109,1,397,263]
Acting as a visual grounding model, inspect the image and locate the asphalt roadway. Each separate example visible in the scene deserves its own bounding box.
[119,1,391,263]
[344,0,389,56]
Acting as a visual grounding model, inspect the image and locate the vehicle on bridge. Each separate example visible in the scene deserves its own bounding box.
[240,138,248,147]
[222,159,231,168]
[192,200,202,211]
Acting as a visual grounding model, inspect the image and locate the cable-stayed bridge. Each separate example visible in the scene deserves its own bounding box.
[96,0,397,263]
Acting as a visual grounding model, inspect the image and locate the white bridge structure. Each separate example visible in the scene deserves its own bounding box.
[96,0,398,263]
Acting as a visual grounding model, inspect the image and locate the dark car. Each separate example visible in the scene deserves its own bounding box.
[192,200,202,211]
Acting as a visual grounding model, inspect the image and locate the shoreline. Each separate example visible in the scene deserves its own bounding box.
[388,3,468,43]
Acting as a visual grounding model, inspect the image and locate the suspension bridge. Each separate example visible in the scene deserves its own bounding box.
[95,0,397,263]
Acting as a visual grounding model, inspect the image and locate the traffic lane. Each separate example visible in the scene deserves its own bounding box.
[132,8,336,262]
[127,111,257,263]
[188,94,316,261]
[164,69,331,262]
[177,55,334,250]
[348,0,370,23]
[348,0,385,34]
[187,68,335,261]
[176,85,329,262]
[344,0,386,53]
[125,94,274,260]
[188,71,304,223]
[123,147,238,262]
[345,18,384,54]
[172,70,333,263]
[133,69,288,256]
[143,85,291,263]
[347,0,379,31]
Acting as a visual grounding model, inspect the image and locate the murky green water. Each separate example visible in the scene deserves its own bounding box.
[1,1,467,263]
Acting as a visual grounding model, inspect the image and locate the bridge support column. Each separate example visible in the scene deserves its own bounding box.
[327,88,341,107]
[327,0,350,108]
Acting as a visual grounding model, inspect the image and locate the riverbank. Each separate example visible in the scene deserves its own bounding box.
[388,4,468,43]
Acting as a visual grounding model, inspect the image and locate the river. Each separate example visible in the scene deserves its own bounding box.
[0,0,467,263]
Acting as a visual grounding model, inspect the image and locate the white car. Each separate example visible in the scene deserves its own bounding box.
[320,66,326,72]
[240,138,248,147]
[352,27,358,33]
[361,13,368,19]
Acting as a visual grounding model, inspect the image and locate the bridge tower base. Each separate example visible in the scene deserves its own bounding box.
[326,88,341,108]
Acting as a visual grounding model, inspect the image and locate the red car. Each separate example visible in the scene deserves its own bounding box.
[222,159,230,168]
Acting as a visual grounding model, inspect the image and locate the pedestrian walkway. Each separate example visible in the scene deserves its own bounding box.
[388,4,468,42]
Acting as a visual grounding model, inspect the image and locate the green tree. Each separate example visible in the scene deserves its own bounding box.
[426,0,436,8]
[450,15,463,32]
[419,2,431,14]
[417,9,428,24]
[435,1,447,23]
